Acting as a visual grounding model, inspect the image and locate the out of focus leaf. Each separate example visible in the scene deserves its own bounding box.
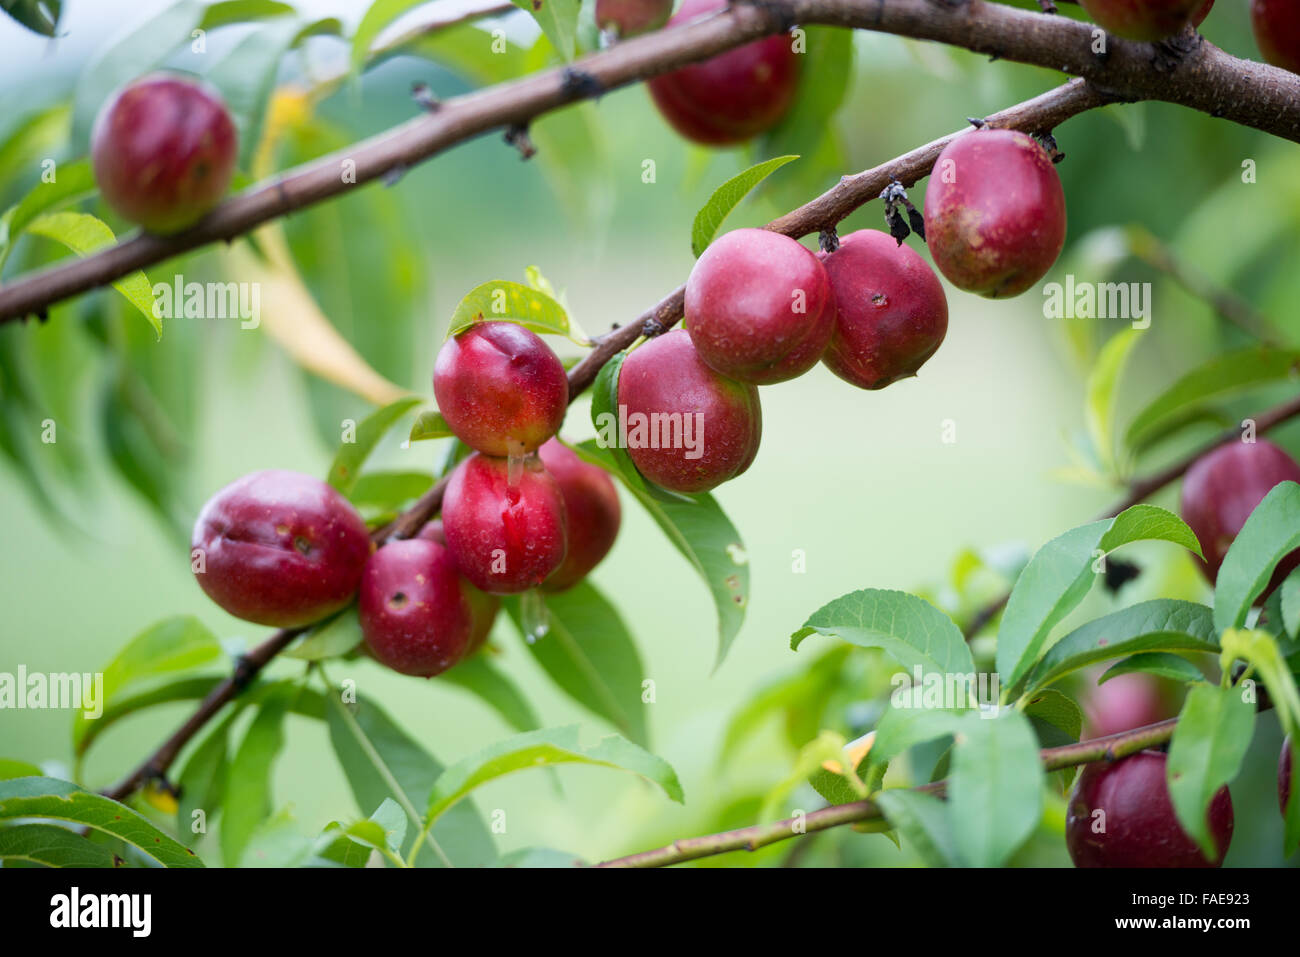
[326,395,420,494]
[510,0,578,61]
[1124,348,1300,454]
[577,439,750,669]
[73,616,223,753]
[504,581,647,746]
[0,157,95,272]
[437,655,540,735]
[1,0,61,37]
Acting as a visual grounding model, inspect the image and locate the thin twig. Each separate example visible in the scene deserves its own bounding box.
[595,717,1178,868]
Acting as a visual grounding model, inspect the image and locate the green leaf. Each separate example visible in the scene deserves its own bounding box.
[0,823,123,868]
[1281,567,1300,641]
[0,157,96,272]
[176,715,233,839]
[875,789,959,868]
[998,506,1204,692]
[446,280,572,340]
[239,807,320,868]
[576,439,750,668]
[947,710,1044,867]
[490,846,585,867]
[408,409,454,443]
[863,706,964,790]
[348,469,433,511]
[0,759,42,781]
[438,654,542,735]
[510,0,580,62]
[504,581,648,746]
[1022,687,1083,745]
[74,615,223,754]
[1166,682,1254,861]
[26,212,159,336]
[0,777,203,867]
[1218,628,1300,853]
[205,15,343,169]
[1214,481,1300,633]
[79,675,222,762]
[285,606,363,661]
[351,0,427,72]
[326,396,421,494]
[422,726,683,831]
[1100,652,1206,685]
[1124,348,1300,453]
[1,0,62,37]
[791,589,976,679]
[323,689,496,867]
[221,684,294,867]
[1026,599,1218,692]
[1085,329,1143,476]
[689,155,799,258]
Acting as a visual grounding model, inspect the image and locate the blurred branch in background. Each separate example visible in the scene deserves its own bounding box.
[4,0,1300,323]
[1124,224,1282,347]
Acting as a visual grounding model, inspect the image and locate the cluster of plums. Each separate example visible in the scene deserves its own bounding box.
[1062,437,1300,867]
[192,322,622,678]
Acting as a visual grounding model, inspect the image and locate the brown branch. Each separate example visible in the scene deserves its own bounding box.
[595,717,1178,868]
[963,392,1300,638]
[4,0,1300,323]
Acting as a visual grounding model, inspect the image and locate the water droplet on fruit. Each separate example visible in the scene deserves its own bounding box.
[520,589,550,643]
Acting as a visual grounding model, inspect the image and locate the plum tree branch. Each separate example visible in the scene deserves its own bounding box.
[594,716,1180,867]
[963,391,1300,639]
[4,0,1300,323]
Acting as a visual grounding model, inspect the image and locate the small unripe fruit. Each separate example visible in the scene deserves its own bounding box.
[1179,439,1300,586]
[1082,672,1173,739]
[685,229,836,385]
[646,0,798,146]
[597,0,672,37]
[359,539,479,677]
[1066,751,1234,868]
[538,439,621,591]
[617,329,762,494]
[192,470,371,628]
[1079,0,1205,42]
[417,520,500,651]
[923,129,1067,299]
[1252,0,1300,74]
[91,73,237,234]
[433,321,568,457]
[441,454,568,594]
[819,229,948,390]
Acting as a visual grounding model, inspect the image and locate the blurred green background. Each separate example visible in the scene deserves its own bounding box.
[1,0,1297,866]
